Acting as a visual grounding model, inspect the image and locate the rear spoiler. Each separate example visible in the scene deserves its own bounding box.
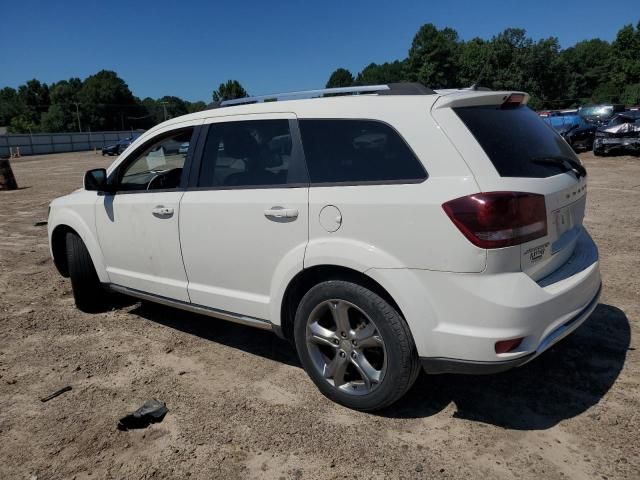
[432,91,530,110]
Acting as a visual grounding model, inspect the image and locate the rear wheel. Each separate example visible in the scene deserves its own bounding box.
[294,280,419,411]
[66,232,108,312]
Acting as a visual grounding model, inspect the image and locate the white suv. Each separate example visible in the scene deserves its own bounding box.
[48,83,601,411]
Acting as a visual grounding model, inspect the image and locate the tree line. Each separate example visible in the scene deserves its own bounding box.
[2,21,638,134]
[0,72,252,134]
[327,22,640,110]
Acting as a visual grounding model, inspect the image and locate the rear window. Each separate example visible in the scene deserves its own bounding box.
[299,119,427,184]
[454,105,577,178]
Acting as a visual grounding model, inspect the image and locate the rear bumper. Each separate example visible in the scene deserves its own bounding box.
[420,282,601,374]
[368,228,602,364]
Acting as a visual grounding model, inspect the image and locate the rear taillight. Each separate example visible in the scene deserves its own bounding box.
[442,192,547,249]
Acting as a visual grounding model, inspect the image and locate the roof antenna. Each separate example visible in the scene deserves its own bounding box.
[468,53,490,91]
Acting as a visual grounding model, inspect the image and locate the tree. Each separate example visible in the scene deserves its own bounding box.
[0,87,24,127]
[326,68,354,88]
[212,80,248,102]
[562,39,612,103]
[78,70,138,131]
[41,78,83,132]
[17,79,50,125]
[187,101,207,113]
[620,83,640,106]
[355,61,407,85]
[407,24,460,88]
[611,22,640,90]
[457,38,493,87]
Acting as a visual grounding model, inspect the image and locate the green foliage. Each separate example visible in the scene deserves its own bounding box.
[8,115,39,134]
[17,79,50,124]
[78,70,139,131]
[620,83,640,106]
[212,80,248,102]
[355,61,407,85]
[0,87,25,127]
[407,24,460,88]
[3,20,640,133]
[327,20,640,110]
[563,39,612,103]
[187,101,207,113]
[326,68,355,88]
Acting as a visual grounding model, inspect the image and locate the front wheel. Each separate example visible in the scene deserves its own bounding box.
[294,280,419,411]
[66,232,108,312]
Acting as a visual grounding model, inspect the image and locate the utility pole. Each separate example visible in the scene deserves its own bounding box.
[74,102,82,132]
[160,101,168,121]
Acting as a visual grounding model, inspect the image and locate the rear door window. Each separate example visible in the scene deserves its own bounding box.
[198,119,306,188]
[299,119,426,184]
[454,105,578,178]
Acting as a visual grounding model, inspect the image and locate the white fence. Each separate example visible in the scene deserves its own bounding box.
[0,131,144,157]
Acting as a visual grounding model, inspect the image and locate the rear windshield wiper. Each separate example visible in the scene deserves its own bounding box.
[530,155,587,178]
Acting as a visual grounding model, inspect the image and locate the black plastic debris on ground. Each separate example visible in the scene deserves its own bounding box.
[118,399,168,431]
[41,385,72,402]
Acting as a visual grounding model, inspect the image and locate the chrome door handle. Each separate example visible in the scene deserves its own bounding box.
[264,207,299,219]
[152,205,174,218]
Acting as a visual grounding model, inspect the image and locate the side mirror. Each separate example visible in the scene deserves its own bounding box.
[84,168,110,192]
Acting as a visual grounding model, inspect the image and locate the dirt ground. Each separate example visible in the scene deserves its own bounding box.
[0,150,638,480]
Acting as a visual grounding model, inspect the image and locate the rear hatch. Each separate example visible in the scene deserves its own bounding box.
[432,91,588,281]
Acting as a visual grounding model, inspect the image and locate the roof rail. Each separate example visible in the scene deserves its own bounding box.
[219,84,391,107]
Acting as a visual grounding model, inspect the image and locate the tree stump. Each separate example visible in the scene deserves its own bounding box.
[0,158,18,190]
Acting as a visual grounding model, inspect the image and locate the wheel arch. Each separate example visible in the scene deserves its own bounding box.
[48,208,109,283]
[279,264,405,342]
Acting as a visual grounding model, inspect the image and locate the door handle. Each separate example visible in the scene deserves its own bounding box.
[264,207,299,219]
[152,205,174,218]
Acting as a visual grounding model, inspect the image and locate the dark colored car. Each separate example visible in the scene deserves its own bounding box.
[578,104,625,126]
[102,137,137,156]
[543,115,597,152]
[593,111,640,156]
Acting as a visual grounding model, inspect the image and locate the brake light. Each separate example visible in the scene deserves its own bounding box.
[442,192,547,248]
[501,93,525,109]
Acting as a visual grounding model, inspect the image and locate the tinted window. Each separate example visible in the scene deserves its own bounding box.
[117,129,193,190]
[454,105,578,178]
[299,120,426,184]
[198,120,304,188]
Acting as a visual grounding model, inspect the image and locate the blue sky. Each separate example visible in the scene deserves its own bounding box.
[2,0,638,102]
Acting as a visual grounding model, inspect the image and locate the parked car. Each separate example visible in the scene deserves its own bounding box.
[102,136,137,156]
[593,111,640,156]
[578,104,625,125]
[48,84,601,411]
[178,142,190,154]
[542,115,597,152]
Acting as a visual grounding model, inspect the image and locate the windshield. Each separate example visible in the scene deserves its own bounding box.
[580,106,613,118]
[454,105,578,178]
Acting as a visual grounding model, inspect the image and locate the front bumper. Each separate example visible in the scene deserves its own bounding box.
[594,137,640,154]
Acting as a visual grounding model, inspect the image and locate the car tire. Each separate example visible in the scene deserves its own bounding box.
[65,232,108,312]
[294,280,419,411]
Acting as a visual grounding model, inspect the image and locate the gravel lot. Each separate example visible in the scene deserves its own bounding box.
[0,151,638,480]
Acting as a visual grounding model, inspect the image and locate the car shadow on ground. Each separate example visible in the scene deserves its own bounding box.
[384,303,631,429]
[132,302,300,368]
[133,302,629,430]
